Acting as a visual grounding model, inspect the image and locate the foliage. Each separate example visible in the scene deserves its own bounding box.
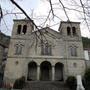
[83,68,90,90]
[66,76,77,90]
[13,76,25,89]
[82,37,90,48]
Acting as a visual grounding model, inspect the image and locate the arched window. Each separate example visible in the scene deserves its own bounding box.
[41,42,52,55]
[15,44,24,55]
[22,25,27,34]
[17,25,21,34]
[67,27,71,35]
[69,46,77,56]
[72,27,76,35]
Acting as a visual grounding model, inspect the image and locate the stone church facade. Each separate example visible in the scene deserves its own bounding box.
[4,19,86,84]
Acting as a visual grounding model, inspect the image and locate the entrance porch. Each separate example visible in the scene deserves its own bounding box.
[27,61,64,81]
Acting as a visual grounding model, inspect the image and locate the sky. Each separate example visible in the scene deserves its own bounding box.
[0,0,90,38]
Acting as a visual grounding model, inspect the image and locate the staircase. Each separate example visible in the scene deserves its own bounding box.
[23,81,70,90]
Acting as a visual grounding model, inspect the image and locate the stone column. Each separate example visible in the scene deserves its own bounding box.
[37,65,40,80]
[52,66,55,81]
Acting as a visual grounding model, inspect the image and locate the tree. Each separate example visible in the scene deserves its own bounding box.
[66,76,77,90]
[83,68,90,90]
[13,76,25,89]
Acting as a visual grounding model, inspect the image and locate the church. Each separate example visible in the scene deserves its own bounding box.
[4,19,86,84]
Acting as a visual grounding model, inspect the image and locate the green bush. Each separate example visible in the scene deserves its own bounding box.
[66,76,77,90]
[83,68,90,90]
[13,76,25,89]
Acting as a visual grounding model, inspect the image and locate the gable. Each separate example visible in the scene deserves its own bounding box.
[33,27,61,40]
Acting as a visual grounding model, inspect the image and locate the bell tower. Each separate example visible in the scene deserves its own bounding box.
[58,21,82,40]
[4,19,34,83]
[58,21,85,77]
[12,19,34,38]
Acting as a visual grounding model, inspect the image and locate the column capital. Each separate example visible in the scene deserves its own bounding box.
[37,65,40,67]
[52,65,55,67]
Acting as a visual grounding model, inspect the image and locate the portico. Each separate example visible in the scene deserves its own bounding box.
[27,61,63,81]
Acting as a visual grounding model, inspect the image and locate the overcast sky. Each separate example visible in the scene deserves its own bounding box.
[0,0,90,38]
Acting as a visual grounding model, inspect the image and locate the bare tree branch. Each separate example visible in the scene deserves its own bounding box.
[58,0,70,21]
[80,0,90,30]
[48,0,54,18]
[10,0,38,29]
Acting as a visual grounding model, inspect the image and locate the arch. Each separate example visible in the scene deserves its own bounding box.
[55,62,64,81]
[67,27,71,35]
[27,61,37,81]
[15,44,23,55]
[40,61,52,81]
[69,46,77,56]
[41,42,52,55]
[72,27,76,35]
[17,25,21,34]
[22,25,27,34]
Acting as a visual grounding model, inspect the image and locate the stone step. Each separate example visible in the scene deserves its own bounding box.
[23,81,70,90]
[23,87,69,90]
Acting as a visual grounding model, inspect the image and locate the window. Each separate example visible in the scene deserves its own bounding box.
[41,43,44,55]
[17,25,21,34]
[67,27,71,35]
[22,25,27,34]
[47,45,52,55]
[72,27,76,35]
[88,51,90,60]
[73,63,77,67]
[69,46,77,56]
[15,44,23,55]
[41,42,52,55]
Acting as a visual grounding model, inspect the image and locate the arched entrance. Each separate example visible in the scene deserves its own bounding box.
[55,62,64,81]
[40,61,51,81]
[27,62,37,81]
